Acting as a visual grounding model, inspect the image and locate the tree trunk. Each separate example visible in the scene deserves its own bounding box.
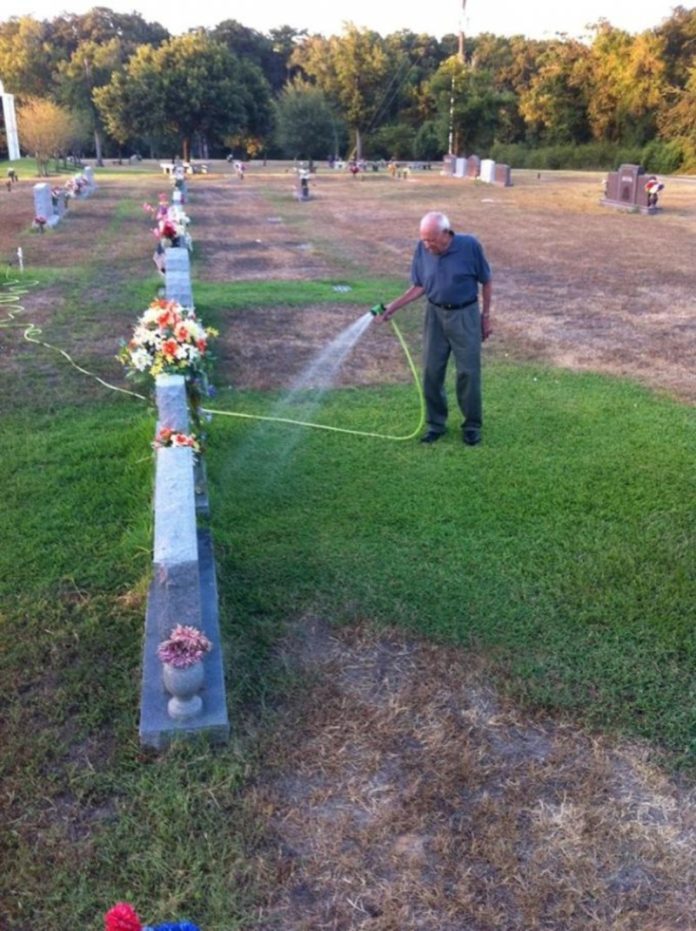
[182,138,190,162]
[355,127,363,160]
[94,127,104,167]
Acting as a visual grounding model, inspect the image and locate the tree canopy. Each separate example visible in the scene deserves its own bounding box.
[1,6,694,168]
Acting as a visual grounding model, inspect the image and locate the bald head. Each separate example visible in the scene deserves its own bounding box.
[419,211,453,254]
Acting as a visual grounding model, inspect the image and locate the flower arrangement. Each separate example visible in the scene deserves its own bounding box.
[152,426,201,454]
[157,624,212,669]
[105,901,200,931]
[32,215,47,232]
[118,298,217,381]
[153,206,192,250]
[64,173,88,198]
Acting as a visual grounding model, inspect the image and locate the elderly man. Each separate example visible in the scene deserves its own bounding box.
[381,211,492,445]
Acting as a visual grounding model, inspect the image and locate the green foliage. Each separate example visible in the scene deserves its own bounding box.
[291,25,396,157]
[368,121,417,159]
[413,121,445,160]
[489,140,676,171]
[94,33,271,160]
[273,78,339,159]
[640,138,686,173]
[4,9,696,159]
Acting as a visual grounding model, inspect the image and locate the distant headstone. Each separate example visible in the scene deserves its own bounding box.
[295,171,311,201]
[165,246,193,307]
[480,158,496,184]
[454,157,467,178]
[83,165,96,192]
[601,164,657,214]
[466,155,480,179]
[493,163,512,187]
[442,155,456,177]
[53,188,68,219]
[33,182,59,228]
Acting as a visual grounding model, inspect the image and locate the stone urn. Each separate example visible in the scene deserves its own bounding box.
[162,661,204,720]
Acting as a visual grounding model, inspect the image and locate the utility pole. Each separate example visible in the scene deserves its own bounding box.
[448,0,468,154]
[458,0,467,62]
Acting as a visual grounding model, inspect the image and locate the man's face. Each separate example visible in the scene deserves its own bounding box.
[419,224,451,255]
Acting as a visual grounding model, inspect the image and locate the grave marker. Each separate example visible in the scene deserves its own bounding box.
[601,164,658,214]
[466,155,481,179]
[494,163,512,187]
[139,375,229,748]
[165,246,193,307]
[480,158,496,184]
[83,165,96,193]
[33,182,60,228]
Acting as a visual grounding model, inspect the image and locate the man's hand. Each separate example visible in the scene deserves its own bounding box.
[481,312,492,341]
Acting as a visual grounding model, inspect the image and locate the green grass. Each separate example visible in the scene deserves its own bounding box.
[2,351,694,930]
[206,366,694,755]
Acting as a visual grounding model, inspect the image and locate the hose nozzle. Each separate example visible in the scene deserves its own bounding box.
[370,303,386,317]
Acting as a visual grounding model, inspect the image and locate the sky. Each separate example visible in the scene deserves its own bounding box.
[2,0,686,41]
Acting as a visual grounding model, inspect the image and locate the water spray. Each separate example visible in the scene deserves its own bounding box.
[6,286,425,440]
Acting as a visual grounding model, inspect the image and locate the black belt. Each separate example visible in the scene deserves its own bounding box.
[430,298,478,310]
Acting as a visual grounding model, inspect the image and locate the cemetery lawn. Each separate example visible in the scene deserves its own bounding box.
[0,161,694,930]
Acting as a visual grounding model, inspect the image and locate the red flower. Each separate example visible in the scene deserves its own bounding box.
[105,902,142,931]
[162,338,179,358]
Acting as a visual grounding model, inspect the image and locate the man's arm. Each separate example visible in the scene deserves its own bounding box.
[481,280,492,341]
[380,284,426,321]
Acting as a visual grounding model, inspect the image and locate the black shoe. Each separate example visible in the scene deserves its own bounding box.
[462,429,481,446]
[420,431,444,444]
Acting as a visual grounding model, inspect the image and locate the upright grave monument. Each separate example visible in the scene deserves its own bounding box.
[480,158,496,184]
[494,163,513,187]
[601,164,660,215]
[466,155,481,179]
[33,182,61,228]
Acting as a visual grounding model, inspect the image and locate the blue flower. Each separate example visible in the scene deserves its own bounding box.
[149,923,200,931]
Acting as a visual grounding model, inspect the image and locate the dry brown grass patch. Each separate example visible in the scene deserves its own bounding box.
[248,618,695,930]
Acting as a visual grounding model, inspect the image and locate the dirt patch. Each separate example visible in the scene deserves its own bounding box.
[248,618,695,930]
[194,166,696,404]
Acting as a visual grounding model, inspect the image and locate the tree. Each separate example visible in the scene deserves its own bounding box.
[274,78,339,159]
[425,57,512,154]
[211,19,305,93]
[653,5,696,87]
[48,8,168,58]
[0,16,57,97]
[95,33,270,160]
[17,97,83,174]
[55,37,122,164]
[586,22,668,144]
[291,24,395,158]
[518,39,591,144]
[92,46,166,156]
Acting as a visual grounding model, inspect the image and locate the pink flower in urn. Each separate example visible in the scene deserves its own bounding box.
[157,625,212,669]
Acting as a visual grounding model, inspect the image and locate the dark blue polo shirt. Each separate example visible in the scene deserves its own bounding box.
[411,233,491,305]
